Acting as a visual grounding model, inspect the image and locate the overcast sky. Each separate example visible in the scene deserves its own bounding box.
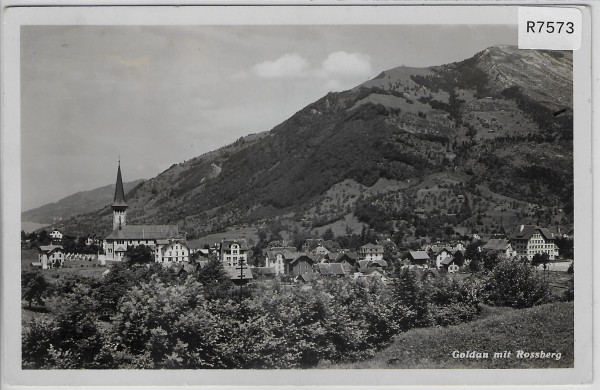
[21,24,516,211]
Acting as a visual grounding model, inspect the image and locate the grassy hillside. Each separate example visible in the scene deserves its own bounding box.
[331,301,573,369]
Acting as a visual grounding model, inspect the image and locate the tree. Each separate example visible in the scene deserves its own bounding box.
[125,244,154,265]
[531,252,550,271]
[22,272,48,308]
[322,228,335,241]
[453,250,465,267]
[392,268,430,329]
[482,251,499,271]
[196,257,234,300]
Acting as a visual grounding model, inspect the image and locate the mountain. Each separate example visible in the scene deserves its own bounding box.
[22,180,145,225]
[59,46,573,241]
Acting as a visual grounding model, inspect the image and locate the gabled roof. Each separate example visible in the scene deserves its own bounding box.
[298,273,317,282]
[482,239,511,251]
[327,252,341,260]
[409,251,430,261]
[441,256,455,266]
[252,267,276,276]
[105,225,180,240]
[371,259,388,267]
[328,263,348,275]
[509,225,555,241]
[360,243,384,250]
[314,263,333,275]
[112,163,128,208]
[289,253,316,265]
[38,245,63,253]
[221,239,249,251]
[316,263,348,275]
[266,250,297,262]
[436,247,453,255]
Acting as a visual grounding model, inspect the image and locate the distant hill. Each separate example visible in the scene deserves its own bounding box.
[22,180,145,225]
[59,46,573,240]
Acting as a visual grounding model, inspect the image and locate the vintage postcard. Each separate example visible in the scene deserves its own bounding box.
[1,2,594,388]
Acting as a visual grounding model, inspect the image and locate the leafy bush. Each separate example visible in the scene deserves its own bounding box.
[484,258,551,308]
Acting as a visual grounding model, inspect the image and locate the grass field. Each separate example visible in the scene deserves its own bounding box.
[330,301,573,369]
[21,249,108,280]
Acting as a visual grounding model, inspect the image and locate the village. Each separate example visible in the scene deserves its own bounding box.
[23,163,572,288]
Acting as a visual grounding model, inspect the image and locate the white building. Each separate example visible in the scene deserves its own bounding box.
[509,225,560,261]
[220,239,249,267]
[38,245,64,269]
[358,243,384,262]
[50,230,63,242]
[157,240,190,263]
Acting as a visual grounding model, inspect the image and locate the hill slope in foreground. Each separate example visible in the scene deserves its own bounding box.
[330,301,573,369]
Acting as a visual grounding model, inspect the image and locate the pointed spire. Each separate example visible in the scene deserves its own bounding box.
[112,161,128,208]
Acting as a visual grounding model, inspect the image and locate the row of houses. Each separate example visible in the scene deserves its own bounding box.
[406,224,560,273]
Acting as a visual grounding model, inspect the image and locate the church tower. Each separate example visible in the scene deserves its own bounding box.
[112,162,128,231]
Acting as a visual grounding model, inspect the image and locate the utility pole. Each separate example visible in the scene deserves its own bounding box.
[239,259,245,301]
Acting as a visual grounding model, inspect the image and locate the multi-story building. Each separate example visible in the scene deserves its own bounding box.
[265,247,298,275]
[220,239,249,267]
[358,243,384,262]
[509,224,559,261]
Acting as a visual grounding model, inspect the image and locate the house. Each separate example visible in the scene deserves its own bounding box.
[85,235,101,246]
[38,245,64,269]
[219,239,249,267]
[440,256,460,273]
[314,263,349,277]
[358,243,384,262]
[327,251,359,269]
[157,240,191,263]
[284,253,316,277]
[408,250,431,265]
[313,245,330,255]
[225,265,254,286]
[265,248,298,275]
[103,163,185,262]
[50,230,63,242]
[435,248,453,268]
[358,258,388,275]
[355,268,388,283]
[482,239,515,258]
[509,224,560,260]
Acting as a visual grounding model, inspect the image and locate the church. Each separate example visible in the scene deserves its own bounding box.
[103,163,190,263]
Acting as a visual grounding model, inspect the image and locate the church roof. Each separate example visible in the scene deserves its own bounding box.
[105,225,180,240]
[112,163,128,208]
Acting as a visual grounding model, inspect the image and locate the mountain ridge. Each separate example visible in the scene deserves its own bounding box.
[52,45,573,241]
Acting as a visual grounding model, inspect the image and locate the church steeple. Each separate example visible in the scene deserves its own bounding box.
[111,161,128,230]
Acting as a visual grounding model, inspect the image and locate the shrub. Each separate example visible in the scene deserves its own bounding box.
[484,258,550,308]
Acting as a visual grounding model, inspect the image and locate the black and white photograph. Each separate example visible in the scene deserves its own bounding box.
[1,3,595,388]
